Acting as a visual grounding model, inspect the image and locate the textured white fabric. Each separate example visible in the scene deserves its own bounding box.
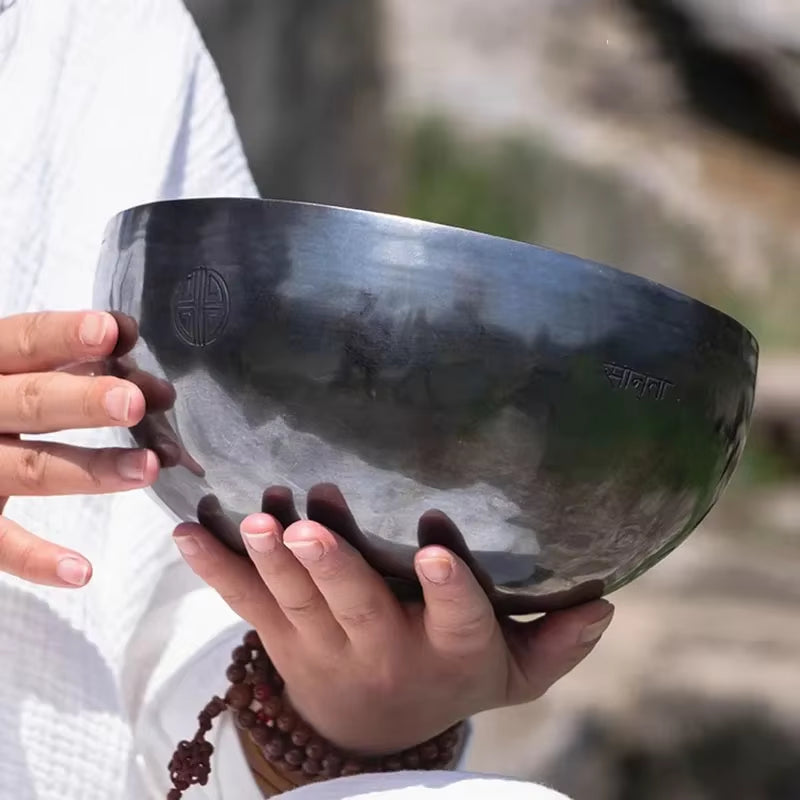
[0,4,569,800]
[281,774,570,800]
[0,3,256,798]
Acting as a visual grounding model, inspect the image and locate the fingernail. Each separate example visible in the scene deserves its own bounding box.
[418,555,453,584]
[117,450,147,482]
[243,530,277,554]
[56,556,90,587]
[79,313,110,347]
[579,612,614,645]
[104,387,133,422]
[285,539,325,562]
[174,534,201,557]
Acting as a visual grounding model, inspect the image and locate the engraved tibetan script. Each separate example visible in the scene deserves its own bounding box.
[603,363,673,400]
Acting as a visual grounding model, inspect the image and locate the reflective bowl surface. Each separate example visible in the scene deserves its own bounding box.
[94,198,758,613]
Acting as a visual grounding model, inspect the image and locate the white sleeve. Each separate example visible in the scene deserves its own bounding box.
[157,12,259,202]
[280,772,572,800]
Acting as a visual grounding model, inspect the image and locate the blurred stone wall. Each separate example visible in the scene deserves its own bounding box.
[185,0,392,210]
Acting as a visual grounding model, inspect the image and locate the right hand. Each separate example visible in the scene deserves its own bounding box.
[0,311,159,588]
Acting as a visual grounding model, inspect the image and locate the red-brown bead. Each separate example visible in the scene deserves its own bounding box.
[251,725,271,746]
[276,711,296,733]
[264,736,286,761]
[341,759,363,776]
[244,630,261,649]
[253,683,272,703]
[383,755,404,771]
[290,725,311,747]
[236,708,257,729]
[205,698,226,717]
[231,645,251,664]
[302,758,322,776]
[419,742,439,762]
[305,739,325,761]
[226,663,247,684]
[262,696,282,719]
[285,747,305,768]
[225,683,253,710]
[321,753,343,778]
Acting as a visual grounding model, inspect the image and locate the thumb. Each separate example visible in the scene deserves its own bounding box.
[505,599,614,703]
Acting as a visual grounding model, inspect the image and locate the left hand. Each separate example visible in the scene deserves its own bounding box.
[173,486,613,756]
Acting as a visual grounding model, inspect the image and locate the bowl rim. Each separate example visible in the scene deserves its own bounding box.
[110,196,759,352]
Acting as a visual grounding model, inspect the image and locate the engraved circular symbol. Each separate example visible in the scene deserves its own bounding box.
[172,268,230,347]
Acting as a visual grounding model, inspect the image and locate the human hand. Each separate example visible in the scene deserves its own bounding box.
[173,485,613,756]
[0,311,159,587]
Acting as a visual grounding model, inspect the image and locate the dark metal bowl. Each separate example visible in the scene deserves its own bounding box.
[94,198,758,613]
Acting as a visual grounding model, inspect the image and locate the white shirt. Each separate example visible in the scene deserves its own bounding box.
[0,4,568,799]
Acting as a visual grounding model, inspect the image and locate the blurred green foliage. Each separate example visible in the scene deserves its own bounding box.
[396,118,795,486]
[398,118,540,242]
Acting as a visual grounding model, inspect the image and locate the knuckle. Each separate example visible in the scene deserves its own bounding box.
[15,541,38,582]
[82,448,106,490]
[219,587,251,610]
[280,593,323,618]
[16,313,47,361]
[337,601,382,629]
[16,375,49,425]
[429,605,492,645]
[0,518,12,560]
[16,447,52,491]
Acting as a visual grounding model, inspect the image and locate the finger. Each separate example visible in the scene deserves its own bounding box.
[505,599,615,703]
[281,518,403,647]
[0,372,146,434]
[0,439,158,495]
[417,510,494,596]
[0,311,119,373]
[261,486,301,529]
[197,494,244,555]
[109,356,176,412]
[108,311,139,358]
[0,513,92,587]
[240,514,347,650]
[173,521,289,635]
[306,483,415,581]
[414,545,499,656]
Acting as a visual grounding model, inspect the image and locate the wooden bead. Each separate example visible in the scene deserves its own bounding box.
[231,645,251,664]
[205,698,226,717]
[321,753,342,778]
[290,725,311,747]
[403,750,421,769]
[236,709,257,729]
[226,663,247,684]
[341,759,363,776]
[302,758,322,776]
[264,736,286,761]
[251,725,271,746]
[225,683,253,710]
[439,728,459,749]
[419,742,439,762]
[276,711,296,733]
[285,747,305,768]
[244,630,261,649]
[383,755,404,771]
[305,739,325,761]
[253,683,272,703]
[261,696,282,719]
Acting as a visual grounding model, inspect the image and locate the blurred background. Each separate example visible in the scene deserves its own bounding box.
[185,2,800,797]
